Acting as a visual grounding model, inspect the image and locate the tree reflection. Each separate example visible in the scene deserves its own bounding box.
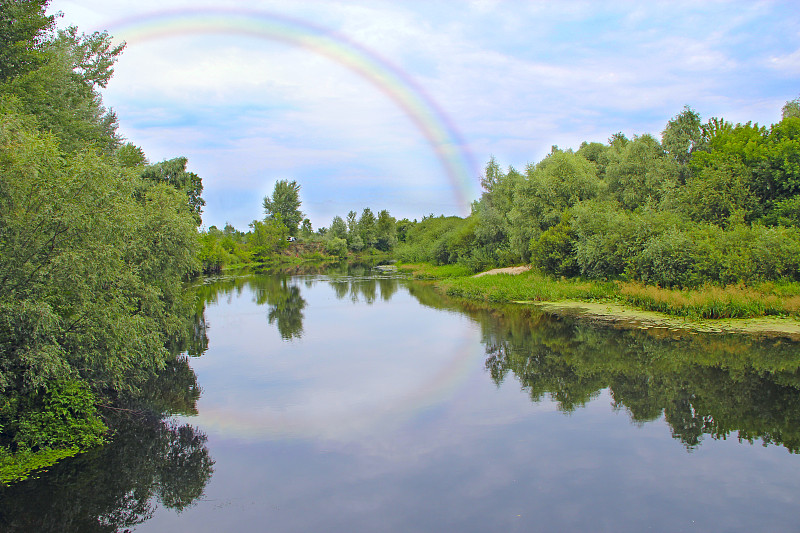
[408,283,800,452]
[0,414,213,532]
[329,277,399,304]
[253,276,307,340]
[0,283,215,531]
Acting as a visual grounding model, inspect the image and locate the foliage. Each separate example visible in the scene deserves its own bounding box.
[783,96,800,120]
[140,156,205,225]
[1,26,124,154]
[0,9,204,483]
[0,0,55,83]
[357,207,377,249]
[375,209,397,251]
[530,212,579,277]
[249,218,289,263]
[262,179,303,236]
[457,99,800,291]
[605,133,679,210]
[661,105,703,177]
[325,237,348,258]
[395,215,477,268]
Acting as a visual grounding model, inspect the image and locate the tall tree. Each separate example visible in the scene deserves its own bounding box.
[2,25,125,153]
[262,180,303,236]
[358,207,377,249]
[662,105,703,180]
[329,215,347,239]
[0,0,55,83]
[141,157,205,225]
[375,209,397,251]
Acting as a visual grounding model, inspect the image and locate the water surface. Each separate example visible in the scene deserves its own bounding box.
[3,270,800,532]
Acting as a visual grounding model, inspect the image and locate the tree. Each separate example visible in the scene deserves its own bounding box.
[140,157,205,225]
[662,105,703,180]
[2,26,125,154]
[346,210,359,249]
[115,142,147,168]
[329,215,347,239]
[605,134,679,210]
[248,218,288,262]
[0,112,201,478]
[358,207,377,249]
[0,0,55,83]
[262,180,303,236]
[783,96,800,120]
[375,209,397,251]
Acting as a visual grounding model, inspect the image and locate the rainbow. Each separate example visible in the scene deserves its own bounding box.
[105,8,479,212]
[181,331,485,441]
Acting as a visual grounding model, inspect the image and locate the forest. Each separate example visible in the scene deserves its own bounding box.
[397,102,800,287]
[0,1,204,482]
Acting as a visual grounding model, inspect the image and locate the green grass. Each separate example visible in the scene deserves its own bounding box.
[401,262,800,320]
[442,270,616,303]
[398,262,474,279]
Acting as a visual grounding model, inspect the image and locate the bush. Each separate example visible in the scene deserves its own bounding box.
[530,212,579,276]
[325,237,348,258]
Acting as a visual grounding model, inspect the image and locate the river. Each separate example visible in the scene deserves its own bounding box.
[3,268,800,532]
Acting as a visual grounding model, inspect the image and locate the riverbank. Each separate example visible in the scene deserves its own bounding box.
[399,263,800,339]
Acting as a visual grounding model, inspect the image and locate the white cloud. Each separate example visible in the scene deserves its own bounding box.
[768,48,800,75]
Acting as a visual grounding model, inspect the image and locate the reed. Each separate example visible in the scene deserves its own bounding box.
[616,282,800,318]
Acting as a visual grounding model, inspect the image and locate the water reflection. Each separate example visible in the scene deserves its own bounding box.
[329,275,399,304]
[0,414,213,532]
[196,264,403,340]
[6,271,800,532]
[410,283,800,452]
[255,277,307,340]
[0,283,215,532]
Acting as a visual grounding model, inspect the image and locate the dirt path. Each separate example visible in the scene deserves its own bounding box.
[473,265,532,277]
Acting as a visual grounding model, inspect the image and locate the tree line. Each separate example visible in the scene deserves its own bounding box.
[397,101,800,288]
[0,1,206,484]
[198,178,409,272]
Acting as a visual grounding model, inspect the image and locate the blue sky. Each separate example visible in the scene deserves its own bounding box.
[48,0,800,231]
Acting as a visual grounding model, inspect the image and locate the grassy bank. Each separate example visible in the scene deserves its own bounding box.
[399,263,800,320]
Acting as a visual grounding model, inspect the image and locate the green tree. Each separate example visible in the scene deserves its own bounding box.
[662,105,703,180]
[262,179,303,236]
[140,156,205,225]
[115,142,147,168]
[358,207,377,249]
[1,26,125,154]
[0,111,201,477]
[301,218,312,236]
[679,156,757,227]
[329,215,347,239]
[783,96,800,120]
[0,0,55,83]
[248,218,288,262]
[375,209,397,251]
[606,134,679,210]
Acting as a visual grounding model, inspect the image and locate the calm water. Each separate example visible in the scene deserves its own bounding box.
[3,269,800,532]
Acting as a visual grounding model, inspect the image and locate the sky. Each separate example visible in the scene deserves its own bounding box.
[47,0,800,231]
